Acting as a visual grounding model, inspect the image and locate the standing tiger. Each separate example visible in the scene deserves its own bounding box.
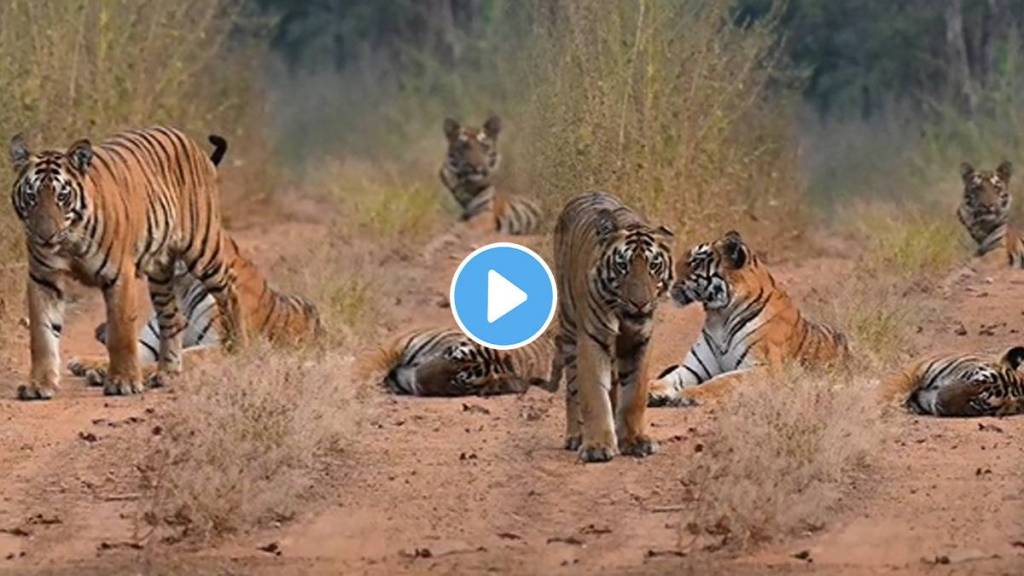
[550,192,675,462]
[67,235,323,387]
[440,115,541,235]
[8,127,246,399]
[884,347,1024,417]
[378,327,556,397]
[648,231,849,407]
[957,161,1024,267]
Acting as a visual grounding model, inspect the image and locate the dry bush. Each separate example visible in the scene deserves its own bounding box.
[140,343,357,543]
[516,0,803,241]
[686,366,883,550]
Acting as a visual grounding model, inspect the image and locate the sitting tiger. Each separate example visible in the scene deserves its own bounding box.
[8,127,247,399]
[550,192,675,462]
[958,161,1024,267]
[378,327,556,397]
[885,347,1024,417]
[648,230,849,407]
[440,115,541,235]
[67,235,322,387]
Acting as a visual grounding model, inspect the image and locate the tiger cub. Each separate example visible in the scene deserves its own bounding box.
[550,192,675,462]
[439,115,541,235]
[885,347,1024,417]
[648,231,849,407]
[379,327,556,397]
[958,161,1024,266]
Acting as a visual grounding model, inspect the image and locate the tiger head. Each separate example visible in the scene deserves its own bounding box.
[442,115,502,188]
[8,135,93,247]
[671,230,757,311]
[594,211,675,322]
[959,161,1012,233]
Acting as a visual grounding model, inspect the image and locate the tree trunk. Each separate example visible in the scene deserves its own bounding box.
[945,0,978,114]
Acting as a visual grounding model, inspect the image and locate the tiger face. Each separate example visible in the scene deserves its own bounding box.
[443,115,501,186]
[9,136,93,247]
[960,161,1012,226]
[671,230,752,310]
[595,212,675,321]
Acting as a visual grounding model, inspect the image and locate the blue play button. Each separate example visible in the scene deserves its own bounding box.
[450,242,557,350]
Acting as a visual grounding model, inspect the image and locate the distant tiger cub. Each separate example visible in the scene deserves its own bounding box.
[439,115,541,235]
[550,192,675,462]
[885,347,1024,417]
[379,327,555,397]
[648,231,849,407]
[958,161,1024,267]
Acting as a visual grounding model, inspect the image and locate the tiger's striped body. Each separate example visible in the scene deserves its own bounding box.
[380,327,556,397]
[68,236,322,386]
[8,127,245,399]
[648,231,849,407]
[886,347,1024,417]
[440,115,541,235]
[958,161,1024,267]
[551,192,675,462]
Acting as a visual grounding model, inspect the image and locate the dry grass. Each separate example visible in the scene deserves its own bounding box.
[685,366,884,550]
[139,343,357,543]
[516,0,804,241]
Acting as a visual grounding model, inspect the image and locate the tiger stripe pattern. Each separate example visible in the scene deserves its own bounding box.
[8,127,245,399]
[67,235,322,387]
[440,115,541,235]
[550,192,675,462]
[379,327,556,397]
[648,230,849,407]
[885,347,1024,417]
[958,161,1024,267]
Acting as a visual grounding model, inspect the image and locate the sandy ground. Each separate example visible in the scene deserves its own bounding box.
[1,217,1023,575]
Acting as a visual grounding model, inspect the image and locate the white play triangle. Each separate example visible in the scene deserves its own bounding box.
[487,269,528,323]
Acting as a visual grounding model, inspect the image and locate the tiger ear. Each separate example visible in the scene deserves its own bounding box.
[654,225,674,238]
[9,133,30,171]
[596,208,618,242]
[721,230,748,269]
[444,118,461,142]
[960,162,975,182]
[997,161,1013,182]
[483,114,502,140]
[1002,346,1024,370]
[67,139,93,174]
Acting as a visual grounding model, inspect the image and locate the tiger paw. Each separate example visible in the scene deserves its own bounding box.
[619,435,658,458]
[564,434,582,451]
[17,382,56,401]
[146,370,175,389]
[67,358,108,387]
[578,443,615,463]
[103,376,144,396]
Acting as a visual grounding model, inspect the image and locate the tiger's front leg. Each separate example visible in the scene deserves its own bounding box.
[19,272,66,400]
[102,274,143,396]
[615,326,656,457]
[577,332,617,463]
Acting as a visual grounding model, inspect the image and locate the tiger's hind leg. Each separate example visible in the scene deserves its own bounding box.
[190,238,248,352]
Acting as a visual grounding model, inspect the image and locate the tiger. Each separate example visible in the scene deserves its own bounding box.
[8,127,246,400]
[549,192,675,463]
[377,327,556,397]
[67,234,323,387]
[957,161,1024,266]
[439,115,541,235]
[884,347,1024,417]
[647,230,849,407]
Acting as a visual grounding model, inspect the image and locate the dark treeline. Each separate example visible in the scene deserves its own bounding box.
[255,0,1024,120]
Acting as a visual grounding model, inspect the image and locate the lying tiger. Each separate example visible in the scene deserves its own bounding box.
[958,161,1024,267]
[378,327,556,397]
[439,115,541,235]
[885,346,1024,417]
[67,234,322,387]
[648,230,849,407]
